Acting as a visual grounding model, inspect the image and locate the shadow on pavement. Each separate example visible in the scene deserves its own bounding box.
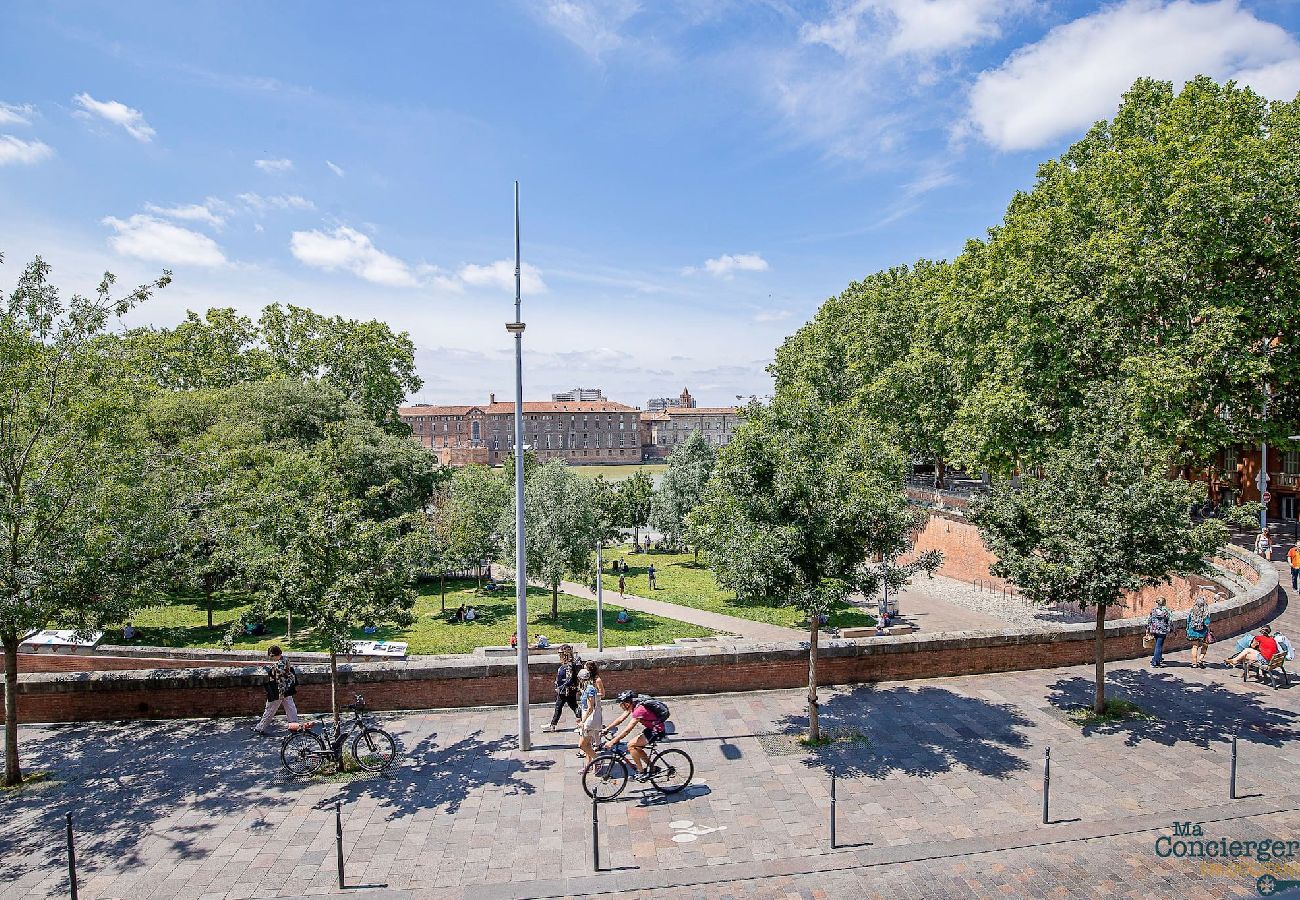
[1045,669,1300,748]
[777,683,1035,781]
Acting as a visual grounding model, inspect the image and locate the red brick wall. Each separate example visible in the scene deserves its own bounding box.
[17,654,250,673]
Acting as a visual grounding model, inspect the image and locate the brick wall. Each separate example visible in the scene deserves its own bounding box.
[6,550,1277,725]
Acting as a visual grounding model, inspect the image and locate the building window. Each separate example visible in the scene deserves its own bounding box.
[471,421,481,442]
[1285,451,1300,475]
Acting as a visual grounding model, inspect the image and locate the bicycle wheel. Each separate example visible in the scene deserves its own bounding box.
[351,728,398,771]
[281,731,327,776]
[582,754,629,801]
[649,748,693,794]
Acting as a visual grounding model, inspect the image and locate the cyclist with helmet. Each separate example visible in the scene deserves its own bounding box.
[602,690,667,781]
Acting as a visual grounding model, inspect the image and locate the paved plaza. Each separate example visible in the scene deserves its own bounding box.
[3,569,1299,899]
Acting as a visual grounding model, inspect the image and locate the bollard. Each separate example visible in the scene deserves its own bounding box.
[66,812,78,900]
[1227,733,1237,801]
[335,801,345,888]
[591,797,600,872]
[829,768,837,849]
[1042,747,1051,824]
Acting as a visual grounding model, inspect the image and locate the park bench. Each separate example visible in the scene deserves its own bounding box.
[1246,651,1291,689]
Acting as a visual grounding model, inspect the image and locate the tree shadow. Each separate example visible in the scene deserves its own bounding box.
[324,729,554,819]
[0,719,292,890]
[775,683,1035,781]
[1044,669,1300,749]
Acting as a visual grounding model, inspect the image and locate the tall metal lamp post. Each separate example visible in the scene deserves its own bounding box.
[507,182,531,751]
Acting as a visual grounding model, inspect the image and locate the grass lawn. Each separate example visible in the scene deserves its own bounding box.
[117,578,712,656]
[569,463,667,482]
[598,547,877,631]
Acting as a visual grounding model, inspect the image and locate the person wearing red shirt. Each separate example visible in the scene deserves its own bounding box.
[1227,626,1280,678]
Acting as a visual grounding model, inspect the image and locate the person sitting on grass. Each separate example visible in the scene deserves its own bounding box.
[464,606,477,622]
[122,622,139,641]
[616,609,629,625]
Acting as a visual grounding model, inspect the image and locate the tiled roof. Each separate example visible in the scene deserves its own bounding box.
[664,407,738,415]
[399,405,481,416]
[485,401,638,414]
[639,412,670,421]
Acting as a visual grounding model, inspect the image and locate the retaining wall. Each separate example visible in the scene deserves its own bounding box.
[5,546,1278,725]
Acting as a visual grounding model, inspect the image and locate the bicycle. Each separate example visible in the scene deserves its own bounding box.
[280,693,398,775]
[582,731,693,801]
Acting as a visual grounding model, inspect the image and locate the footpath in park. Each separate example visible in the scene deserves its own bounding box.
[3,560,1296,899]
[558,580,804,642]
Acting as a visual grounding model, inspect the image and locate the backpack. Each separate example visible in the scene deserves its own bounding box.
[635,695,670,723]
[281,662,299,696]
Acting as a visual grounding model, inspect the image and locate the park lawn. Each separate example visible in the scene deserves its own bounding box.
[569,463,666,482]
[599,547,877,631]
[116,578,713,655]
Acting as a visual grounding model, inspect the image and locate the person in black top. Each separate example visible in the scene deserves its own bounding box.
[542,645,581,732]
[252,646,299,735]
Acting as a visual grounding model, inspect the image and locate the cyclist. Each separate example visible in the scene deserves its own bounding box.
[602,690,667,781]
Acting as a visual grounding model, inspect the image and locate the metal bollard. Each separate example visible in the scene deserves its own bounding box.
[66,812,78,900]
[335,801,345,888]
[591,797,600,872]
[1230,731,1239,800]
[1042,747,1051,824]
[830,768,837,849]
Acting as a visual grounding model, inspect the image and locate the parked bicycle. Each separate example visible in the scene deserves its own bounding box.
[582,732,693,801]
[280,693,398,775]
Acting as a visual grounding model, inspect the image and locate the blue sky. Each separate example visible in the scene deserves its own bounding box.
[3,1,1300,407]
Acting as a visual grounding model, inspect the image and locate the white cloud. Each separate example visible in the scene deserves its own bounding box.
[458,259,548,294]
[0,102,35,126]
[289,226,418,287]
[72,93,155,142]
[144,201,226,228]
[754,309,792,323]
[254,158,294,174]
[102,215,227,266]
[803,0,1023,58]
[968,0,1300,151]
[0,135,53,165]
[326,160,345,177]
[684,253,770,279]
[238,192,315,212]
[539,0,639,59]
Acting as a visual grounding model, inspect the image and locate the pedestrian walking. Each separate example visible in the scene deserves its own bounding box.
[542,645,581,732]
[648,564,657,590]
[1186,593,1211,669]
[575,666,604,765]
[1289,541,1300,591]
[1146,598,1172,668]
[252,645,299,735]
[1256,529,1272,559]
[618,573,626,597]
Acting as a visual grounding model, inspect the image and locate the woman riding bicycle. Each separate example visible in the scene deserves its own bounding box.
[602,690,667,782]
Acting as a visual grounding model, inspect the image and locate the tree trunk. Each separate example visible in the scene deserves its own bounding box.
[440,574,446,613]
[552,583,559,622]
[935,458,947,490]
[4,632,20,786]
[329,648,340,732]
[286,610,293,643]
[693,547,699,563]
[1093,602,1107,715]
[807,619,820,743]
[633,525,639,548]
[206,592,213,630]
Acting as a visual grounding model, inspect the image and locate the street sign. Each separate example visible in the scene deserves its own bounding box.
[1263,491,1272,503]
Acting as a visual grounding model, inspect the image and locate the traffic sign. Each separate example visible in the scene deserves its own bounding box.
[1263,491,1272,503]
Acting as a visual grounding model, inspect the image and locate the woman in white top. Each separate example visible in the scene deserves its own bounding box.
[576,667,604,765]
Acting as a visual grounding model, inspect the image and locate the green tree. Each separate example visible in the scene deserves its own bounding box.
[616,469,654,547]
[689,387,935,741]
[651,431,717,556]
[442,464,513,588]
[772,261,962,485]
[945,76,1300,474]
[0,255,171,785]
[968,395,1230,715]
[502,460,602,621]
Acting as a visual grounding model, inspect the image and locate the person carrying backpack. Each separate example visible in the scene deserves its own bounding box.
[602,690,670,781]
[252,645,299,736]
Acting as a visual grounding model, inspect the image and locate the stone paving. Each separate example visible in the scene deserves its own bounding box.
[3,566,1298,899]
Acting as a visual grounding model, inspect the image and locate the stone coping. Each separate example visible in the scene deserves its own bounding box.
[16,545,1276,698]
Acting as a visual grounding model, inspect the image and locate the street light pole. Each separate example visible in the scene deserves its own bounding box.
[596,543,604,652]
[507,182,531,751]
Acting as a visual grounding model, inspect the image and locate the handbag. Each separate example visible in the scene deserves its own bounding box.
[1206,630,1215,645]
[1142,633,1154,649]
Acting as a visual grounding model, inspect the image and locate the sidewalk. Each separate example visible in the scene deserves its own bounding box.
[559,579,804,642]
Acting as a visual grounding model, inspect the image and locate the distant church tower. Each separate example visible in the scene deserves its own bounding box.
[679,387,695,408]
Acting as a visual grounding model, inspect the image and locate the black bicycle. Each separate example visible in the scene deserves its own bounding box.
[280,694,398,775]
[582,732,693,801]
